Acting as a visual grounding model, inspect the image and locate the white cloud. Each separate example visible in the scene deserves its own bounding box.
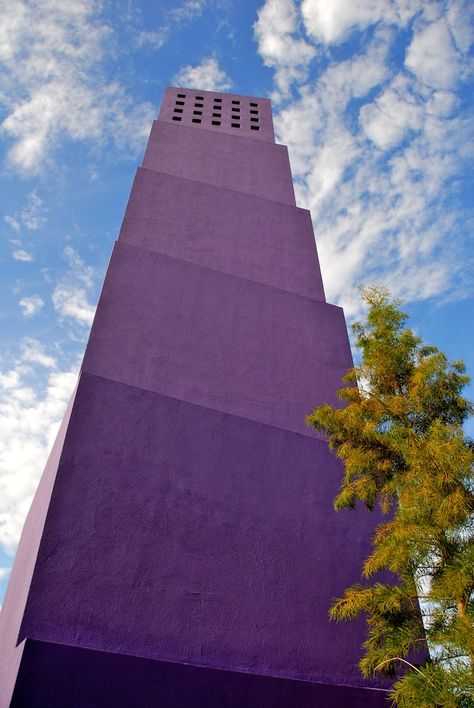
[20,190,46,230]
[63,245,95,288]
[0,358,78,552]
[0,568,10,581]
[18,295,44,317]
[51,246,97,327]
[360,75,424,150]
[21,339,56,368]
[173,57,232,92]
[168,0,205,24]
[301,0,390,44]
[299,0,424,44]
[254,0,315,96]
[0,0,155,174]
[135,0,206,52]
[12,249,34,262]
[52,284,96,326]
[254,0,473,317]
[136,29,168,50]
[4,215,20,232]
[405,18,464,90]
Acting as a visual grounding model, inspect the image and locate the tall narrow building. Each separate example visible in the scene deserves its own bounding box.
[0,89,389,706]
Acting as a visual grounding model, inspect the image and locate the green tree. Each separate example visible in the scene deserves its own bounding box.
[307,286,474,707]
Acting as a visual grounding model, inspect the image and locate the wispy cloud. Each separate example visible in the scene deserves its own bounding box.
[0,0,155,175]
[255,0,474,317]
[51,246,97,327]
[4,215,20,232]
[254,0,315,97]
[19,190,47,230]
[19,295,44,317]
[12,249,34,262]
[4,190,47,239]
[173,57,232,91]
[136,0,206,51]
[0,352,78,551]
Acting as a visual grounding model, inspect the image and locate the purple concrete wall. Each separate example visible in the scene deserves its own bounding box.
[83,242,346,437]
[0,87,392,706]
[11,640,388,707]
[0,387,77,707]
[159,86,275,142]
[120,168,325,301]
[19,373,386,690]
[143,121,296,205]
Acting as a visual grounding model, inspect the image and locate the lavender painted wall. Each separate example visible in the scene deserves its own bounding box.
[0,87,390,706]
[143,121,296,205]
[120,168,325,301]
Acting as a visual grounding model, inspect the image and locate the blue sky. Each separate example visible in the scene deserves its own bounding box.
[0,0,473,602]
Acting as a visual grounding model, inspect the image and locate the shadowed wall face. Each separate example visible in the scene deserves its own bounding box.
[0,87,390,707]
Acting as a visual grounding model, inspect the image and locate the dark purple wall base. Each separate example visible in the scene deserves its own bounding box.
[12,639,389,708]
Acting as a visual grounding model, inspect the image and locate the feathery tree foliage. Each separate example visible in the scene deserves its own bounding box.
[307,286,474,707]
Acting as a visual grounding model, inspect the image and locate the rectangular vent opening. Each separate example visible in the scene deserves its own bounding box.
[172,116,182,121]
[192,118,202,123]
[232,100,240,105]
[212,112,221,117]
[231,123,240,128]
[251,125,260,130]
[250,117,259,122]
[195,96,204,100]
[193,110,202,115]
[214,98,222,103]
[250,102,258,107]
[194,102,203,108]
[250,109,258,115]
[212,120,221,126]
[176,100,185,106]
[174,108,184,113]
[177,93,186,98]
[232,107,240,112]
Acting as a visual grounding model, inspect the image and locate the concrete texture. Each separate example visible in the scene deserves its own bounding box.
[143,121,296,205]
[11,639,389,708]
[19,373,387,689]
[0,388,77,707]
[0,87,391,706]
[83,242,349,437]
[120,167,325,301]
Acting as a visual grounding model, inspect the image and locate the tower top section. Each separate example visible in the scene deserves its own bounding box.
[158,86,275,142]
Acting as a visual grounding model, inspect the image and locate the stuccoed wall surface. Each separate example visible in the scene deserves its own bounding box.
[19,372,385,688]
[83,242,349,437]
[143,121,296,205]
[0,390,77,707]
[0,86,390,706]
[120,168,325,301]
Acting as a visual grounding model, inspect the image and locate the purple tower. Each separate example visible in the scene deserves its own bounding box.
[0,89,389,706]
